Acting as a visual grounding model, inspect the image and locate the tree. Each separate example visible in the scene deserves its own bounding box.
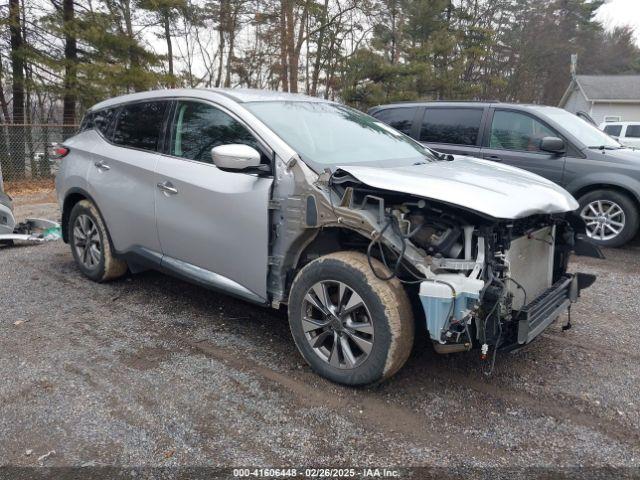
[8,0,25,179]
[139,0,189,87]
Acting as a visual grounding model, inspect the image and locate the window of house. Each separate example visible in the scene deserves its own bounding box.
[489,110,556,152]
[170,101,260,163]
[372,108,416,136]
[419,108,483,145]
[112,101,168,151]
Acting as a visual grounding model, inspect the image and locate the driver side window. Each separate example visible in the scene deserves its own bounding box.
[170,101,260,163]
[489,110,556,152]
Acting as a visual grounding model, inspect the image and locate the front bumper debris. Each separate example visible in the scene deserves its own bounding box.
[0,218,61,244]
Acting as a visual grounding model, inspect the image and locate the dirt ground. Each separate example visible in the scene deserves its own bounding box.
[1,193,640,474]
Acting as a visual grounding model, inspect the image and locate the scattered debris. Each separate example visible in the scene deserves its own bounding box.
[25,449,33,456]
[0,217,61,245]
[163,450,175,459]
[37,450,56,464]
[13,320,28,326]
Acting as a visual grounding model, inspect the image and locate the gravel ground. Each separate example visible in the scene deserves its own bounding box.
[1,195,640,472]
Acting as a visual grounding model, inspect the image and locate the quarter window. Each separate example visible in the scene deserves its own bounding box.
[79,112,94,132]
[170,101,260,163]
[373,108,415,136]
[419,108,483,146]
[93,108,117,138]
[489,110,556,152]
[626,125,640,138]
[112,102,168,151]
[603,124,623,137]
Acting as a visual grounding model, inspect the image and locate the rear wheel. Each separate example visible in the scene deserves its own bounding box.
[288,251,414,386]
[578,190,639,248]
[68,200,127,282]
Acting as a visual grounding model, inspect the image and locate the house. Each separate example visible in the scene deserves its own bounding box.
[559,75,640,125]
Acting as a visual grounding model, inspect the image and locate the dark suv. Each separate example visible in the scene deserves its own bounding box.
[369,102,640,247]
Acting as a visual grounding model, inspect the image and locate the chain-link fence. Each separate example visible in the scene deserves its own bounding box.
[0,124,79,193]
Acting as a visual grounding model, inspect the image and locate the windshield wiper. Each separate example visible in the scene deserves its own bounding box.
[427,149,454,161]
[588,145,623,150]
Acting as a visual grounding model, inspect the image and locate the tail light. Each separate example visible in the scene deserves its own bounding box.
[52,145,70,159]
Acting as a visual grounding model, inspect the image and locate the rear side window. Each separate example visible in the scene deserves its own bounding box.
[489,110,556,152]
[626,125,640,138]
[79,113,94,132]
[372,108,415,136]
[94,108,117,138]
[113,101,168,151]
[419,108,483,145]
[169,101,260,164]
[604,125,622,137]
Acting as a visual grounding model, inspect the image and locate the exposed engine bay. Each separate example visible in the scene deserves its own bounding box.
[267,158,601,373]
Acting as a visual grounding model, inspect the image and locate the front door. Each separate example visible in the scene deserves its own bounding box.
[154,100,273,301]
[480,109,566,184]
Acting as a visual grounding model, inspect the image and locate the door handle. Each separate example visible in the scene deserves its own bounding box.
[94,160,110,171]
[157,181,178,195]
[485,155,502,162]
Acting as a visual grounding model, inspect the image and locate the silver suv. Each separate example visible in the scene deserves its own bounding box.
[56,89,600,385]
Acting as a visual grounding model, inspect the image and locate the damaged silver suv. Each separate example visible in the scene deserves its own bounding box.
[56,89,601,385]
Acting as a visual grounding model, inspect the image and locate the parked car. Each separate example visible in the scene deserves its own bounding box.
[600,121,640,149]
[369,102,640,247]
[56,89,599,385]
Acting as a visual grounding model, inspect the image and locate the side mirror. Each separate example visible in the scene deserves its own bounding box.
[211,144,261,170]
[539,136,565,154]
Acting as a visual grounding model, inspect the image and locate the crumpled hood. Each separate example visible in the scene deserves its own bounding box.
[338,156,579,219]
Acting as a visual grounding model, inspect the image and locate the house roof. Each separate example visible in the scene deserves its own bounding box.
[560,75,640,106]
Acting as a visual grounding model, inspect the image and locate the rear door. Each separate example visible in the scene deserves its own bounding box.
[417,106,486,157]
[154,99,273,301]
[87,100,168,254]
[480,108,566,184]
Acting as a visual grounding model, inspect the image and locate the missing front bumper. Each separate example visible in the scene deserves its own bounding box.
[516,275,574,345]
[509,272,594,348]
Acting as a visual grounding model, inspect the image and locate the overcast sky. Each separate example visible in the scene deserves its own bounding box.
[596,0,640,46]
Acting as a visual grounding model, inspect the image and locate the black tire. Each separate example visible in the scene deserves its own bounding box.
[68,199,127,282]
[288,251,414,386]
[577,189,639,248]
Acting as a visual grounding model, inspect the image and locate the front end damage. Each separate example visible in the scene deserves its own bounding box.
[268,158,601,370]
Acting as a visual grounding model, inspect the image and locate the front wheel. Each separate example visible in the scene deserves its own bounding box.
[288,251,414,386]
[578,190,639,248]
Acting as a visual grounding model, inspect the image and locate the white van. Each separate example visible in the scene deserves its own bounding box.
[600,122,640,148]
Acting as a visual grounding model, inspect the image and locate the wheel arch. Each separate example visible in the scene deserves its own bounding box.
[277,226,376,305]
[572,183,640,213]
[61,188,102,244]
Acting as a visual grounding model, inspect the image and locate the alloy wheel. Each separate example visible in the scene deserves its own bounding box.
[301,280,374,369]
[73,214,102,269]
[580,200,626,242]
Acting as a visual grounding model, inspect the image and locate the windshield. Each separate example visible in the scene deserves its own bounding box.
[540,108,622,149]
[244,101,434,169]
